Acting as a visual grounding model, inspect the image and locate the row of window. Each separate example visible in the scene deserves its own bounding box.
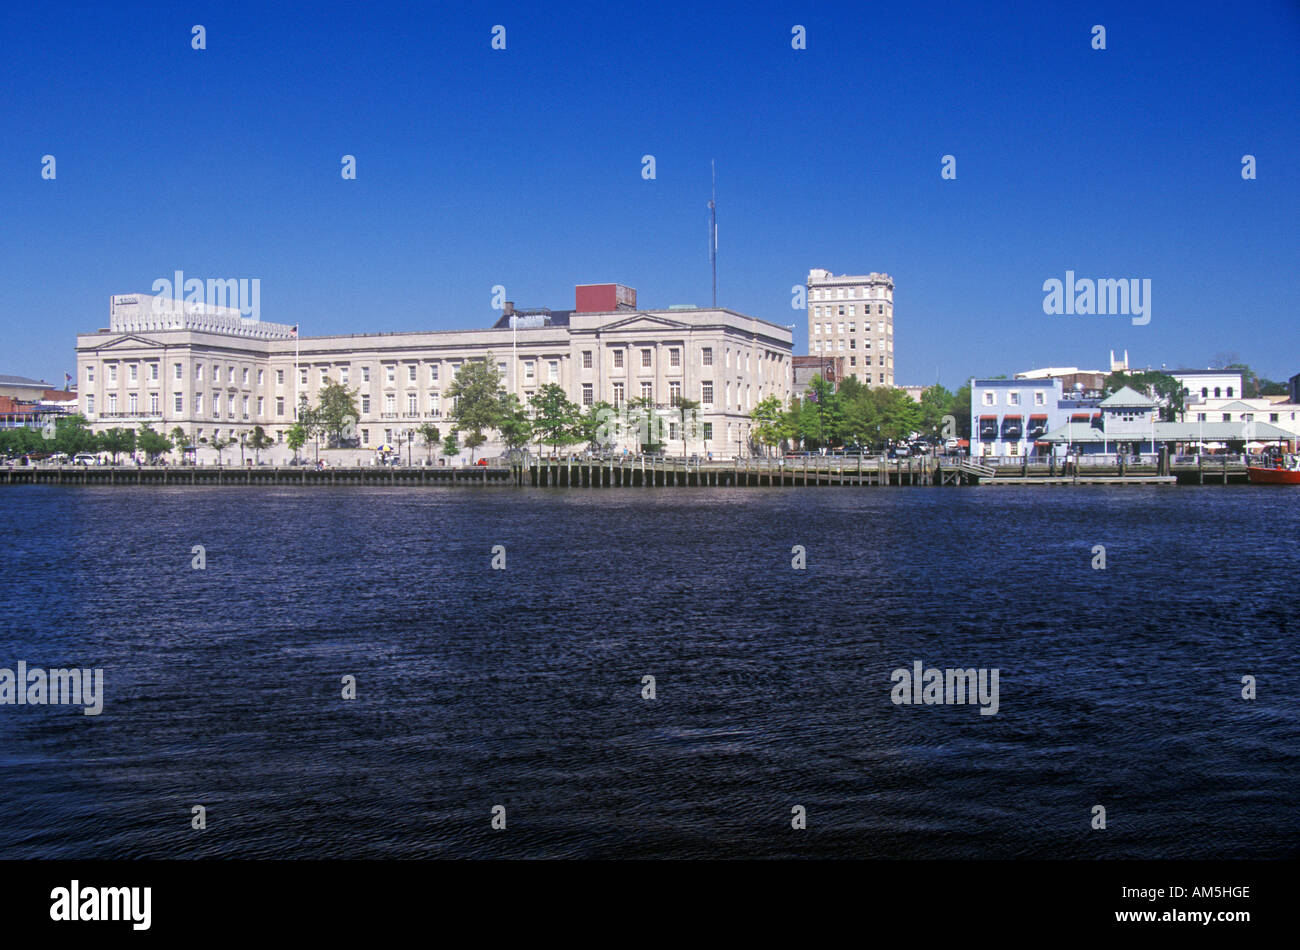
[88,363,161,385]
[188,420,729,450]
[85,393,163,416]
[808,287,889,301]
[88,379,777,420]
[813,339,892,354]
[812,306,890,319]
[91,345,789,394]
[813,321,891,334]
[834,358,891,375]
[87,392,274,420]
[292,346,781,388]
[981,390,1050,407]
[1196,411,1294,422]
[89,363,267,386]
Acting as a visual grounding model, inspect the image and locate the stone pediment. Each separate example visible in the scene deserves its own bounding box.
[598,313,691,333]
[87,333,162,350]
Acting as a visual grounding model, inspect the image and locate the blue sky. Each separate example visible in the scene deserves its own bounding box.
[3,0,1297,389]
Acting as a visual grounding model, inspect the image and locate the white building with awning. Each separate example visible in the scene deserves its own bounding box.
[1042,387,1296,454]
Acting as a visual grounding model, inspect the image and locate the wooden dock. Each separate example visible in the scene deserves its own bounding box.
[516,454,935,487]
[0,453,1254,488]
[978,475,1176,486]
[1,464,514,487]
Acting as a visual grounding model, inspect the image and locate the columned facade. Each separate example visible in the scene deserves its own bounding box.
[76,294,794,458]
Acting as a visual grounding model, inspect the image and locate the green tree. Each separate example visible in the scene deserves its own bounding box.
[1103,370,1185,421]
[416,422,442,462]
[136,423,172,462]
[308,378,361,447]
[100,427,135,463]
[441,429,460,461]
[570,400,614,452]
[445,357,504,461]
[169,426,192,463]
[246,425,274,463]
[840,390,880,448]
[461,429,486,460]
[208,435,234,466]
[297,403,327,461]
[1146,373,1187,421]
[531,383,582,455]
[779,402,802,452]
[51,414,96,455]
[874,387,923,445]
[626,396,666,454]
[837,375,867,402]
[918,385,955,443]
[286,421,308,462]
[797,375,842,448]
[0,426,43,458]
[1215,362,1282,399]
[949,382,972,440]
[672,398,700,458]
[493,394,533,452]
[750,395,790,456]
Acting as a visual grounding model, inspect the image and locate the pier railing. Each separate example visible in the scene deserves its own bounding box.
[1,451,1263,487]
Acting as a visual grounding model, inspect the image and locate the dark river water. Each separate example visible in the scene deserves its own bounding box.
[0,485,1296,859]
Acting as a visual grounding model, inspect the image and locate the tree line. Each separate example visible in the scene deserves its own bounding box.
[749,377,972,454]
[0,415,275,464]
[4,365,976,464]
[287,359,707,461]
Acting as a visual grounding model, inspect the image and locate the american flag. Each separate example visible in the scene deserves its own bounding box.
[290,325,298,337]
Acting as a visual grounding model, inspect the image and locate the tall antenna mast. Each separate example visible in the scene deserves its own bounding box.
[709,160,717,308]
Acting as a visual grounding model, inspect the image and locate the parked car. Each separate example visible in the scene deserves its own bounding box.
[48,452,71,464]
[72,453,97,466]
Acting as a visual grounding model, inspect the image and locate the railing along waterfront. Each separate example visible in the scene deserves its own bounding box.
[0,453,1264,488]
[0,462,514,487]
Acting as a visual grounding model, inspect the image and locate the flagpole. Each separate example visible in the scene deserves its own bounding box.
[294,325,300,422]
[709,159,717,309]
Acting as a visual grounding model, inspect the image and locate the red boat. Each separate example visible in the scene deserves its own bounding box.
[1248,458,1300,484]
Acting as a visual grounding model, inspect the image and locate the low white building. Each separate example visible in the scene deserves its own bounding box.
[1044,386,1296,454]
[1171,368,1245,406]
[1183,398,1300,439]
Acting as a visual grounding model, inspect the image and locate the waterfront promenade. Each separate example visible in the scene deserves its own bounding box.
[0,453,1260,487]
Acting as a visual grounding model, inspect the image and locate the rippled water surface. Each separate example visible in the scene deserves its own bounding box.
[1,485,1296,858]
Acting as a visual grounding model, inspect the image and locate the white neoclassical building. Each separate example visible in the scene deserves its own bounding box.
[75,285,793,459]
[806,269,895,387]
